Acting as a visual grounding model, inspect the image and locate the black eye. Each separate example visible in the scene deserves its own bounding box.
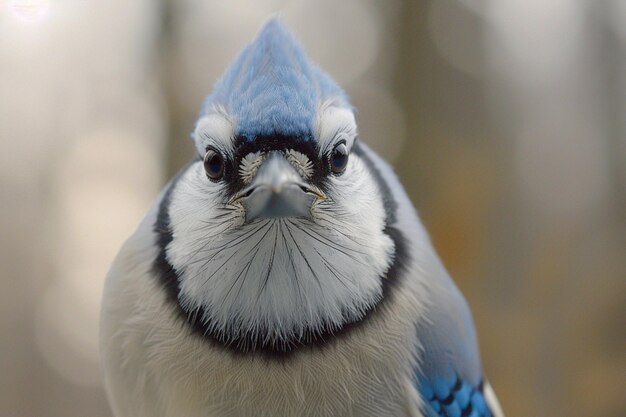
[330,142,349,174]
[203,148,225,180]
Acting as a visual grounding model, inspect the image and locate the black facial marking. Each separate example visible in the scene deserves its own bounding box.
[153,163,194,307]
[352,140,398,224]
[152,140,411,359]
[352,140,408,291]
[222,133,330,198]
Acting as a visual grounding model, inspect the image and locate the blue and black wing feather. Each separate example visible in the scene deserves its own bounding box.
[417,375,493,417]
[411,258,498,417]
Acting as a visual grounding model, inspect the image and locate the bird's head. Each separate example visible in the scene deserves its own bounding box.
[162,18,398,352]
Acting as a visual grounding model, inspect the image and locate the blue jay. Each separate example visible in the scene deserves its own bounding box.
[100,18,504,417]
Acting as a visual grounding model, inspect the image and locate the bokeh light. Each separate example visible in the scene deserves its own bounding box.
[8,0,50,22]
[0,1,624,417]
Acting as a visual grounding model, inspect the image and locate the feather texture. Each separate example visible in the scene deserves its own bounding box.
[411,263,503,417]
[100,18,504,417]
[200,17,349,139]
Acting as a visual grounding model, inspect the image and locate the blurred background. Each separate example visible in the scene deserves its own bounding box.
[1,0,625,416]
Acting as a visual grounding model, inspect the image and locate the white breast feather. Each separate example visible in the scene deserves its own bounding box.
[166,156,395,345]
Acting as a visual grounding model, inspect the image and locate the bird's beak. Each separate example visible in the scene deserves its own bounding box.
[235,151,323,223]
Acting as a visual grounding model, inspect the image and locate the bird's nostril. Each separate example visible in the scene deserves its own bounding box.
[243,188,255,198]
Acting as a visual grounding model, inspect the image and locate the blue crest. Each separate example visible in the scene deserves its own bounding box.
[200,17,350,140]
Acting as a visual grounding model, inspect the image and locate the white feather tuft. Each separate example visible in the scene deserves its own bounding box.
[239,151,266,184]
[284,149,314,179]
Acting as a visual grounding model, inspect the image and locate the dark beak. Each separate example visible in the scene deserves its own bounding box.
[237,151,321,222]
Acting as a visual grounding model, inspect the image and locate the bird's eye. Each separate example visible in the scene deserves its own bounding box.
[330,142,349,174]
[203,148,225,180]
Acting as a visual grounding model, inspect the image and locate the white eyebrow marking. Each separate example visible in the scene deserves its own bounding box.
[192,109,234,155]
[315,103,357,154]
[285,149,314,179]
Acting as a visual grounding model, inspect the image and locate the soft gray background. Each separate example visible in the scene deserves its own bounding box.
[1,1,624,416]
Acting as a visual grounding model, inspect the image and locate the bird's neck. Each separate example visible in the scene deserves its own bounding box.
[153,162,399,354]
[168,217,393,353]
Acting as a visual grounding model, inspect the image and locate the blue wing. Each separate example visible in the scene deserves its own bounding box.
[417,376,493,417]
[412,259,499,417]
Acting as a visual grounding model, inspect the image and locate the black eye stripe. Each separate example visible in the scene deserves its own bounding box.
[232,134,318,161]
[220,134,327,195]
[216,134,359,197]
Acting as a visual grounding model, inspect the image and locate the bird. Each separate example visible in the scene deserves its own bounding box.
[100,17,505,417]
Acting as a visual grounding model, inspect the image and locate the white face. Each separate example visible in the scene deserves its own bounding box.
[164,104,395,349]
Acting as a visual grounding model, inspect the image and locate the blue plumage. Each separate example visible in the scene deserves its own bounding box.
[411,257,496,417]
[200,18,350,139]
[101,17,505,417]
[418,376,492,417]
